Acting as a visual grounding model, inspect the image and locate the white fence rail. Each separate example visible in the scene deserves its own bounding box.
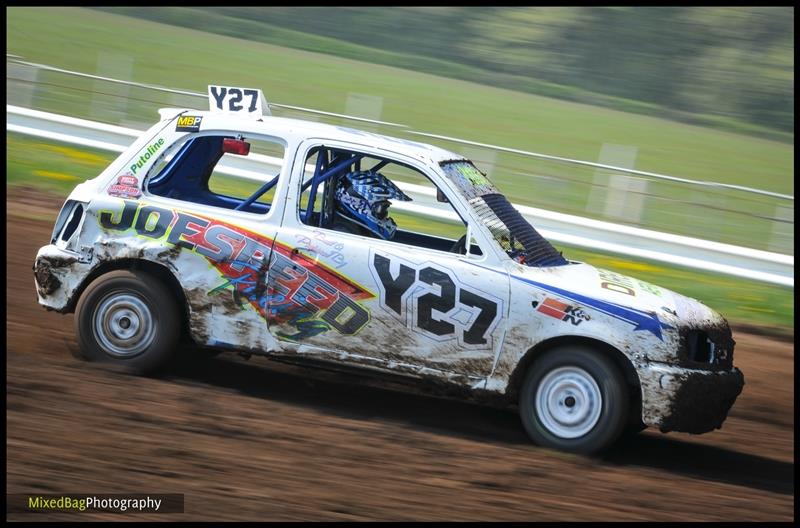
[7,104,794,287]
[7,57,793,201]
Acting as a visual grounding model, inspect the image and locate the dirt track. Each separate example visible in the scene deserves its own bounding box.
[6,188,794,521]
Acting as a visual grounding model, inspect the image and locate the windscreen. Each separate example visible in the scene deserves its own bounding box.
[440,161,568,267]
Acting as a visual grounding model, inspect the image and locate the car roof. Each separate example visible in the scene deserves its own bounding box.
[161,108,467,165]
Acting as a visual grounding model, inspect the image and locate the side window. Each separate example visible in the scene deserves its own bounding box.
[298,146,482,256]
[146,134,285,214]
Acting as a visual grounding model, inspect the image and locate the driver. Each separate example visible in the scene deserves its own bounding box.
[333,170,411,239]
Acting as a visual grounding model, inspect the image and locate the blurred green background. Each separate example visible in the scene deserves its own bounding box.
[5,7,794,331]
[98,6,795,140]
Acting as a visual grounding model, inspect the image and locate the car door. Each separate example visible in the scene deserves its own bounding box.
[266,139,510,380]
[138,129,290,353]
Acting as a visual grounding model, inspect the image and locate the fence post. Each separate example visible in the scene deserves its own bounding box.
[344,93,383,132]
[586,143,646,224]
[90,52,133,124]
[769,204,794,254]
[6,62,39,108]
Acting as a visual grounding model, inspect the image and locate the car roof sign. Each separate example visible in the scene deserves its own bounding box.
[208,85,270,116]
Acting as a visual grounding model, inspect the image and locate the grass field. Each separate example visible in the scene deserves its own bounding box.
[6,8,794,254]
[93,7,794,144]
[6,8,792,190]
[6,133,793,330]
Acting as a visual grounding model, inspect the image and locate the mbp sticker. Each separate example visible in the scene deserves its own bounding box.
[175,115,202,132]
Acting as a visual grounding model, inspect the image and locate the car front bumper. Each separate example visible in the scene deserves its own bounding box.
[639,361,744,434]
[33,244,93,313]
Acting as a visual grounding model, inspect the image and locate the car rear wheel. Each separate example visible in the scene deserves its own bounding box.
[519,346,629,454]
[74,270,180,373]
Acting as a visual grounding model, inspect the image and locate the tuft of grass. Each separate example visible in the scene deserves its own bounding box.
[7,133,115,195]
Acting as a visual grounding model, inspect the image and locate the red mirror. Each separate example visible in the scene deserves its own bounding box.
[222,138,251,156]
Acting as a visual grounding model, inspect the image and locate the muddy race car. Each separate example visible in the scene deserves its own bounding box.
[33,85,744,454]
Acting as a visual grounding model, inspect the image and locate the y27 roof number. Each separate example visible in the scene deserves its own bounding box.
[208,85,267,115]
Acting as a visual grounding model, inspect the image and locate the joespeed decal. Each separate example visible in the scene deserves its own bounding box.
[269,251,372,340]
[369,250,502,349]
[97,200,373,340]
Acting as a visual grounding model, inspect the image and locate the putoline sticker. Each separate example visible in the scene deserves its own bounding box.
[208,85,269,116]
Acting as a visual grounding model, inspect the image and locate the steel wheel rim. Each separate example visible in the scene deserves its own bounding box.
[93,292,156,358]
[535,366,602,439]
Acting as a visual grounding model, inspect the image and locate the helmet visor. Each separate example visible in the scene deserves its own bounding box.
[371,200,391,220]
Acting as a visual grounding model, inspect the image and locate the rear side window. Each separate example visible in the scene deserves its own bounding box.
[146,134,285,215]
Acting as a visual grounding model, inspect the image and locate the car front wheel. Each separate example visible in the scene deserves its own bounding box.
[74,270,180,373]
[519,346,629,454]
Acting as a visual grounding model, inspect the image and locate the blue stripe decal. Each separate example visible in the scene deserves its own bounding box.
[511,274,673,340]
[464,262,672,340]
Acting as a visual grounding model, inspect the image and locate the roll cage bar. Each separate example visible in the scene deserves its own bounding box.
[147,134,408,219]
[297,147,404,228]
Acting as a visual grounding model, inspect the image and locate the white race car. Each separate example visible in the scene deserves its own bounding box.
[33,85,744,453]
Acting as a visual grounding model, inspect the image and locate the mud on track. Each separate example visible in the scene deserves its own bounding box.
[6,188,794,521]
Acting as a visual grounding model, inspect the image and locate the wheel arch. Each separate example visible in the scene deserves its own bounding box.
[505,335,641,420]
[66,258,192,343]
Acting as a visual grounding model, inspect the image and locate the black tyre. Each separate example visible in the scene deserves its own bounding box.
[621,419,648,438]
[180,346,222,360]
[519,346,629,454]
[74,270,180,374]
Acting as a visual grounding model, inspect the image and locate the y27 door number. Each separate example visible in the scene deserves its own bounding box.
[371,253,502,348]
